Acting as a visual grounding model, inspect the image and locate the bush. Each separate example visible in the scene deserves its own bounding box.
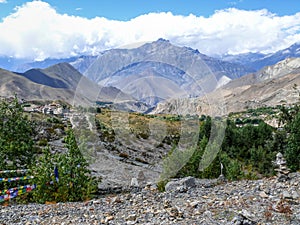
[157,179,169,192]
[38,138,48,146]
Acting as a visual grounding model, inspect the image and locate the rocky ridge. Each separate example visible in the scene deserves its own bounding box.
[84,39,254,106]
[256,57,300,81]
[153,58,300,116]
[1,173,299,224]
[221,42,300,71]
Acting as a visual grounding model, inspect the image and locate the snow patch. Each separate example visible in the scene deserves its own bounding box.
[281,50,291,54]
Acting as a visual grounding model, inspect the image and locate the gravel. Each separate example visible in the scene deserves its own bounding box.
[1,173,299,225]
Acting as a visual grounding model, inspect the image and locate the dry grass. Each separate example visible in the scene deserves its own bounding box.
[95,109,183,141]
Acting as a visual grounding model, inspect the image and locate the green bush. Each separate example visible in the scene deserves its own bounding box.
[157,179,169,192]
[46,117,62,124]
[38,138,48,146]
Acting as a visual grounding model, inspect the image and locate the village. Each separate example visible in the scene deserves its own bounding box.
[22,100,70,116]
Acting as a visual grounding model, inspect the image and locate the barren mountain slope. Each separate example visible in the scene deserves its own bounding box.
[0,68,75,101]
[84,39,254,105]
[0,64,135,106]
[153,58,300,116]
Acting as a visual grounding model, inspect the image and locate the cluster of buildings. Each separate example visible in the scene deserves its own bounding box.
[23,102,70,116]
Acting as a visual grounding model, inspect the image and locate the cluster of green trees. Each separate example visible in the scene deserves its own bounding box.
[281,105,300,172]
[161,106,300,183]
[0,97,97,203]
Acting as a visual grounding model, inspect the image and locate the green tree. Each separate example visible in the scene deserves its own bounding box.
[285,112,300,171]
[176,137,208,178]
[63,129,98,201]
[160,145,195,181]
[32,129,98,203]
[0,96,36,169]
[199,116,211,139]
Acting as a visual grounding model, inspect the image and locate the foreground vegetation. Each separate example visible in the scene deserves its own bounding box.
[0,96,299,202]
[160,105,300,188]
[0,97,97,203]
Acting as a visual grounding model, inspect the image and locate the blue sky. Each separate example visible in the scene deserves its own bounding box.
[0,0,299,59]
[1,0,300,20]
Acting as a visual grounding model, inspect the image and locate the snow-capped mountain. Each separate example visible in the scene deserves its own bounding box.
[220,43,300,71]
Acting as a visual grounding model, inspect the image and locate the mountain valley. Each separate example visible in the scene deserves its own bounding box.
[1,39,300,225]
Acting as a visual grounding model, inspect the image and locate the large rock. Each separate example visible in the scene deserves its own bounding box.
[165,176,196,192]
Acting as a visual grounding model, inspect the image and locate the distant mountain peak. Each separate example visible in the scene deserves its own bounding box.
[184,47,200,54]
[156,38,170,43]
[141,38,173,49]
[45,62,78,72]
[221,42,300,71]
[84,39,254,106]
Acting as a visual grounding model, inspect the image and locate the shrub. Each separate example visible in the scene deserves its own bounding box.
[157,179,169,192]
[38,138,48,146]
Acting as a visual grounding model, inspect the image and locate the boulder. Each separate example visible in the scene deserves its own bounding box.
[165,176,196,192]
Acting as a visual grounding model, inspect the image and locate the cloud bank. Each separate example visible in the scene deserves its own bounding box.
[0,1,299,60]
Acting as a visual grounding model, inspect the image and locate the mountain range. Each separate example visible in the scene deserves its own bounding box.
[0,39,300,114]
[220,42,300,70]
[2,40,300,74]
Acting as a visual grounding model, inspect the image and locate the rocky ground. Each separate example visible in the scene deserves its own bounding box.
[1,173,299,225]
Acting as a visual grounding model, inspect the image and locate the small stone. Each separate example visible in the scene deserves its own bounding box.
[111,196,122,204]
[203,210,212,218]
[163,199,172,208]
[259,191,269,198]
[126,214,137,221]
[130,178,139,187]
[282,190,292,199]
[126,221,136,225]
[105,215,114,223]
[292,191,300,200]
[231,211,257,225]
[137,171,146,184]
[189,201,199,208]
[241,209,255,220]
[166,207,180,217]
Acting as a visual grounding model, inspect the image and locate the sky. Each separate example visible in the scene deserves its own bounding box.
[0,0,300,60]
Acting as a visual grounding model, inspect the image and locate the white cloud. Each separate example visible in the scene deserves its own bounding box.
[0,0,7,3]
[0,1,299,60]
